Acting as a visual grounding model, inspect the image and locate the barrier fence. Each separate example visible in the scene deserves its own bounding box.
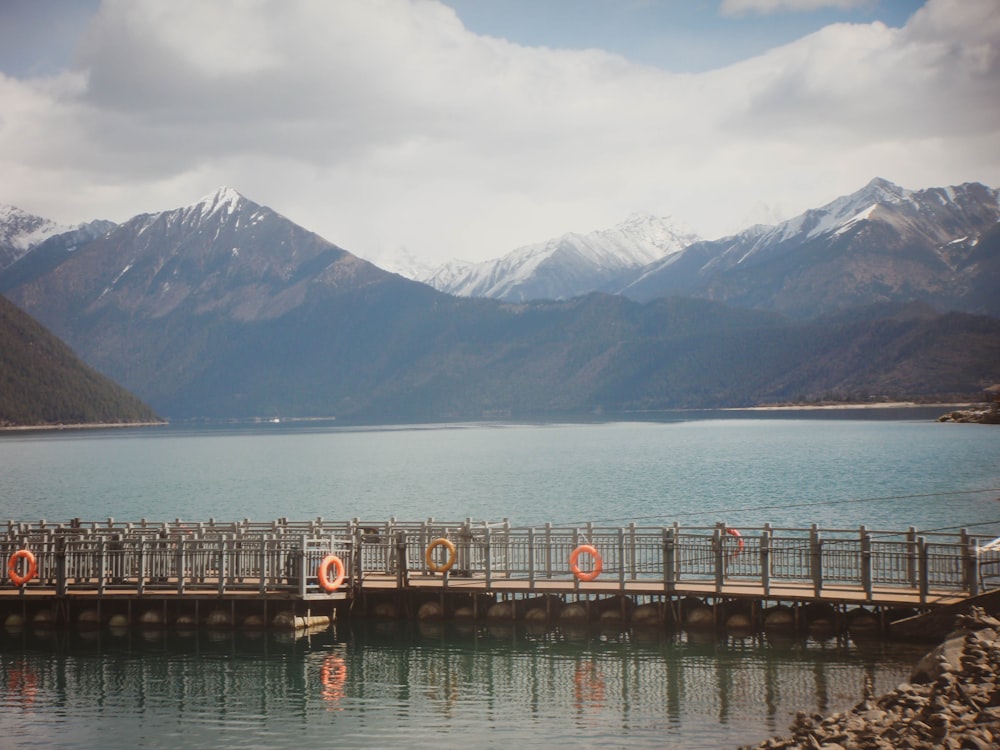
[3,518,999,602]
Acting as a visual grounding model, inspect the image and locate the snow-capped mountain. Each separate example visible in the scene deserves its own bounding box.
[3,184,998,420]
[421,212,700,302]
[622,178,1000,318]
[22,186,388,322]
[0,205,73,270]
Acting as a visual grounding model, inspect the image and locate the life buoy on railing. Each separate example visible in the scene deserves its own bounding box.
[569,544,602,582]
[7,549,37,587]
[726,528,744,555]
[317,554,346,592]
[425,538,457,573]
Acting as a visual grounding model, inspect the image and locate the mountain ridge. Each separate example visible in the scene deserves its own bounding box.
[1,183,997,422]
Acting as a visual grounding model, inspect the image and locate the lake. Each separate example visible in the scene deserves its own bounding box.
[1,411,999,748]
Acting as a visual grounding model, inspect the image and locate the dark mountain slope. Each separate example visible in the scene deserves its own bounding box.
[0,295,159,426]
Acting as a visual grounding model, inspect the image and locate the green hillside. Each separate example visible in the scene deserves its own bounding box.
[0,295,160,427]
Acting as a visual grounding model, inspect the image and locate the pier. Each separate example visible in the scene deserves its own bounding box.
[3,518,999,637]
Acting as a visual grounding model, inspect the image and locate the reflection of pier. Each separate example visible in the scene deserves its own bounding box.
[0,624,925,746]
[2,518,997,634]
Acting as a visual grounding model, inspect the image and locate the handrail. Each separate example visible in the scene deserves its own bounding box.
[3,519,998,599]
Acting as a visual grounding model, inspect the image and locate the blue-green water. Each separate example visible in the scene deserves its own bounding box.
[1,413,999,748]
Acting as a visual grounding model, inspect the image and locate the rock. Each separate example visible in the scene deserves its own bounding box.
[742,606,1000,749]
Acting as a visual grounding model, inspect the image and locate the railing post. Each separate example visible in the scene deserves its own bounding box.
[663,527,675,593]
[860,526,872,601]
[544,522,553,578]
[354,528,364,592]
[628,522,637,578]
[918,536,929,604]
[485,527,493,589]
[176,536,185,595]
[218,537,227,596]
[810,525,822,597]
[713,526,724,593]
[618,527,626,590]
[395,531,407,589]
[98,536,107,596]
[573,528,581,593]
[528,527,536,589]
[460,518,472,575]
[137,536,145,596]
[966,531,980,597]
[761,529,771,597]
[259,539,268,595]
[56,536,67,597]
[298,534,307,598]
[906,526,917,586]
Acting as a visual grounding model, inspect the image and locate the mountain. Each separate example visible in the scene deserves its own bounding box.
[0,205,72,270]
[621,179,1000,318]
[422,213,700,302]
[1,187,399,417]
[2,188,997,421]
[0,294,159,427]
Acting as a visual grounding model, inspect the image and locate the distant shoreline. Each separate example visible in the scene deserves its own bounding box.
[0,421,167,433]
[733,401,975,412]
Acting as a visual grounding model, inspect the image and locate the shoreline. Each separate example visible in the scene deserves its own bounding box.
[0,421,167,433]
[734,401,974,412]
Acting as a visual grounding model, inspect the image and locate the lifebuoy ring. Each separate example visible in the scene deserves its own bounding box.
[317,555,346,592]
[726,528,744,555]
[425,538,456,573]
[7,550,37,587]
[569,544,602,582]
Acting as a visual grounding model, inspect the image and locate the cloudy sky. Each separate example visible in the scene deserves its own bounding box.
[1,0,998,269]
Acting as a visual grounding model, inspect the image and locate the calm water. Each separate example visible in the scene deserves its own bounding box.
[2,413,1000,748]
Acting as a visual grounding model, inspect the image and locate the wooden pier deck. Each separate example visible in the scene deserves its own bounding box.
[2,518,997,632]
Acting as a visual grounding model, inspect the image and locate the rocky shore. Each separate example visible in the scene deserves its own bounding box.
[743,608,1000,750]
[938,403,1000,424]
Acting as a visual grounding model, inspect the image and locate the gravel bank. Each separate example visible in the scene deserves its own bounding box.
[742,607,1000,750]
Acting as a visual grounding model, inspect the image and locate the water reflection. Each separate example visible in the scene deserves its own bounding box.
[0,623,924,750]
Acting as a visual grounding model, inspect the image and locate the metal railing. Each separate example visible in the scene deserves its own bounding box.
[3,519,999,602]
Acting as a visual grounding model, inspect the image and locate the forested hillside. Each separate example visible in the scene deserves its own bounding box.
[0,295,160,427]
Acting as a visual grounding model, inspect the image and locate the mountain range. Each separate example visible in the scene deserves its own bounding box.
[1,180,998,422]
[422,212,700,303]
[421,178,1000,318]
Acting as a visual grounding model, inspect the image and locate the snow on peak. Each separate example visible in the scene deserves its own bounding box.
[189,186,247,219]
[0,204,72,252]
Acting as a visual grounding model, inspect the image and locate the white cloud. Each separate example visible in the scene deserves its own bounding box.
[0,0,997,267]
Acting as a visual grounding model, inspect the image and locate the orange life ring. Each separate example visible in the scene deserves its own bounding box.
[569,544,602,582]
[317,555,346,592]
[726,528,744,555]
[7,550,37,587]
[425,538,456,573]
